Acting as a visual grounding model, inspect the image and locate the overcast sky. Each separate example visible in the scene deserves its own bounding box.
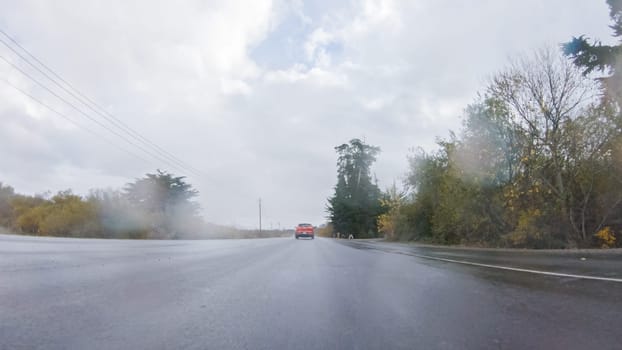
[0,0,613,229]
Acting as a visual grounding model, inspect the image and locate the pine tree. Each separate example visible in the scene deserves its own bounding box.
[563,0,622,106]
[327,139,385,238]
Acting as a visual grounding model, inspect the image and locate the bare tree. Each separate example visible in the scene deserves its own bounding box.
[489,47,600,242]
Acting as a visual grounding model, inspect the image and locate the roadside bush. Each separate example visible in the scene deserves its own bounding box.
[594,227,616,248]
[504,209,565,249]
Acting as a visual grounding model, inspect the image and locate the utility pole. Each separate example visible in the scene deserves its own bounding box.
[258,198,262,233]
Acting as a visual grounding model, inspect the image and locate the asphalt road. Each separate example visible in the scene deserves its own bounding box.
[1,234,621,350]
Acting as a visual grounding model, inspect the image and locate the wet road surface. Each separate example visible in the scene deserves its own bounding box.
[1,234,621,349]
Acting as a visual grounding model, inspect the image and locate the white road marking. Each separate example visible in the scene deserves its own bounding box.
[398,252,622,283]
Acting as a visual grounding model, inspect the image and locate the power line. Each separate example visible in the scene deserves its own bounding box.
[1,77,156,167]
[0,31,203,176]
[0,37,205,178]
[0,36,206,175]
[0,54,199,177]
[0,29,207,178]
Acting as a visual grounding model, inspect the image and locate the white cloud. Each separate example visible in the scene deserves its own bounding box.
[0,0,613,228]
[220,78,252,96]
[304,27,334,64]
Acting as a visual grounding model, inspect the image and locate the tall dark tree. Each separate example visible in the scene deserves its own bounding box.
[327,139,385,238]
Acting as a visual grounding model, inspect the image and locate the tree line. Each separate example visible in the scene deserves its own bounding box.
[0,170,203,239]
[0,170,288,239]
[327,0,622,248]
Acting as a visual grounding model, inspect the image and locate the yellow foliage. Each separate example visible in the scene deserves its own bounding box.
[507,209,543,247]
[378,186,406,239]
[595,227,616,248]
[316,223,334,237]
[377,211,396,238]
[12,192,99,237]
[15,206,47,234]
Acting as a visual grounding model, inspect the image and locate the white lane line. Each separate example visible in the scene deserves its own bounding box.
[397,252,622,283]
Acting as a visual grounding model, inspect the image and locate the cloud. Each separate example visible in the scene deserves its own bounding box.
[0,0,613,228]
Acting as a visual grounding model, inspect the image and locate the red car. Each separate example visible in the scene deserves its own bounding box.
[295,223,314,239]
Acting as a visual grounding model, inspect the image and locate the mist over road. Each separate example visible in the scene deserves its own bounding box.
[1,234,621,349]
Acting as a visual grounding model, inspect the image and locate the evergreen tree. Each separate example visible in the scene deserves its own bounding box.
[124,170,200,237]
[327,139,385,238]
[563,0,622,106]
